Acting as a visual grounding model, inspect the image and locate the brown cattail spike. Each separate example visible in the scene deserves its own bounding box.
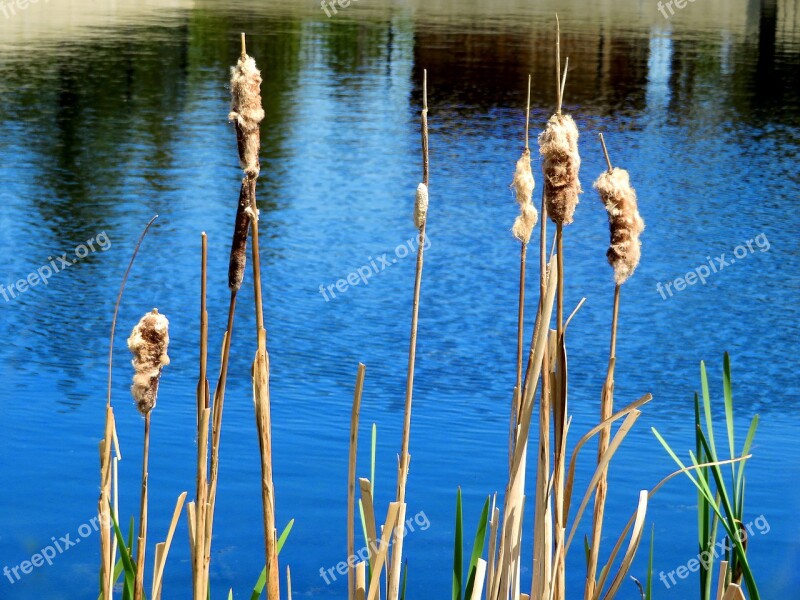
[594,167,645,285]
[511,148,538,244]
[538,113,582,225]
[228,178,256,292]
[229,45,265,179]
[127,309,170,415]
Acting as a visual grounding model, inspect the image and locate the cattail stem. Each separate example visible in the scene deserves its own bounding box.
[232,33,280,600]
[193,234,211,600]
[389,68,429,600]
[134,412,151,600]
[348,365,366,600]
[599,133,613,173]
[553,221,566,600]
[586,282,621,597]
[555,14,562,115]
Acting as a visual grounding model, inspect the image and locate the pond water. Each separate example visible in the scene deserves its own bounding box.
[0,0,798,598]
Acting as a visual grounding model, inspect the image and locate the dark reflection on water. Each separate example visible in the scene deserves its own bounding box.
[0,1,798,598]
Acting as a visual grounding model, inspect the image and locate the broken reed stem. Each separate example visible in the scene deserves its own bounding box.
[348,364,366,600]
[100,215,157,600]
[134,412,151,600]
[390,68,429,600]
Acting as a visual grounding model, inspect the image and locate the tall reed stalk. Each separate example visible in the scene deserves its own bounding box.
[127,309,170,600]
[100,216,157,600]
[586,134,645,598]
[386,69,431,600]
[537,18,581,599]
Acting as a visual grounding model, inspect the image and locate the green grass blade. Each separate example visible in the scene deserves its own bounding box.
[251,519,295,600]
[464,495,490,600]
[700,361,718,460]
[453,487,463,600]
[722,353,736,485]
[645,524,654,600]
[108,504,136,600]
[735,415,758,517]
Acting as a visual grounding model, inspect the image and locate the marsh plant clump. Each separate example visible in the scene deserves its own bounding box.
[94,24,762,600]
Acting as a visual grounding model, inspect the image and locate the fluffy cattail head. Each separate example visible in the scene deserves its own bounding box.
[538,113,582,225]
[229,52,265,179]
[127,309,170,415]
[414,183,429,229]
[510,148,538,244]
[594,167,645,285]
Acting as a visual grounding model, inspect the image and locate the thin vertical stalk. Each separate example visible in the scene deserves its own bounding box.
[134,412,151,600]
[101,215,157,600]
[348,364,366,600]
[389,69,429,600]
[588,137,619,597]
[194,233,211,600]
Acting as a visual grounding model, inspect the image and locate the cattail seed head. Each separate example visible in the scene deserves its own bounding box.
[538,113,582,225]
[511,148,538,244]
[414,183,429,229]
[127,309,170,415]
[229,53,265,179]
[594,167,645,285]
[228,178,254,292]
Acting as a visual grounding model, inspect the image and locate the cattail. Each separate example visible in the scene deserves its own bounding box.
[594,167,645,285]
[229,50,265,179]
[127,309,170,415]
[510,148,537,244]
[538,113,582,225]
[414,183,429,229]
[228,178,256,292]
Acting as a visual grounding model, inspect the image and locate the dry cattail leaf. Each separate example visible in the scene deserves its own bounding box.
[127,309,170,415]
[414,183,429,229]
[594,167,645,285]
[511,148,537,243]
[229,52,265,179]
[538,113,582,225]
